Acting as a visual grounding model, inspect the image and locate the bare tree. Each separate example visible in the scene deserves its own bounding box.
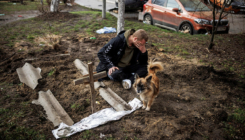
[50,0,60,12]
[208,0,230,49]
[209,0,216,49]
[38,0,58,13]
[117,0,125,34]
[102,0,106,19]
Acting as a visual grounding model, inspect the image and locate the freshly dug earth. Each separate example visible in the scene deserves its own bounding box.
[0,13,245,140]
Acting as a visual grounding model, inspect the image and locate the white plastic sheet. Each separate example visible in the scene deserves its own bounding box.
[52,98,142,139]
[96,27,116,34]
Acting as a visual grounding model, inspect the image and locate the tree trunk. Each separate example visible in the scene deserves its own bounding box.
[50,0,59,12]
[213,1,227,33]
[208,0,228,50]
[102,0,106,19]
[117,0,125,34]
[208,0,216,50]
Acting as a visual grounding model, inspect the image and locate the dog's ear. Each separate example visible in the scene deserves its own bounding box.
[146,76,152,84]
[134,73,139,80]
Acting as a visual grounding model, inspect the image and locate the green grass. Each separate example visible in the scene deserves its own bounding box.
[71,102,85,112]
[80,130,94,140]
[106,137,116,140]
[85,99,90,104]
[21,101,30,107]
[36,48,43,52]
[0,1,40,13]
[0,104,45,140]
[71,103,79,109]
[181,49,190,55]
[201,97,206,101]
[228,108,245,124]
[223,108,245,139]
[0,0,63,15]
[0,0,68,15]
[241,75,244,78]
[48,68,55,76]
[223,122,240,139]
[0,108,9,114]
[230,67,235,71]
[0,124,46,140]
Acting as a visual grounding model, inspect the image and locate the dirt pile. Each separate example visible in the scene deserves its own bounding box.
[36,12,80,21]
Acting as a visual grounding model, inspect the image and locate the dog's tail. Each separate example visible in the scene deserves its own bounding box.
[148,60,164,74]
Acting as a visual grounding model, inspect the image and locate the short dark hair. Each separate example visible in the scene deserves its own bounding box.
[133,29,148,42]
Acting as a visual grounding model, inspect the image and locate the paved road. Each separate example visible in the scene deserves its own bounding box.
[75,0,116,11]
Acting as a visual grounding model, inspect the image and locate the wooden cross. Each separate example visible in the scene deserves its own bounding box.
[73,62,107,113]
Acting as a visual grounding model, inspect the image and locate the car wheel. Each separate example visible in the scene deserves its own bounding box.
[144,14,153,25]
[180,23,193,35]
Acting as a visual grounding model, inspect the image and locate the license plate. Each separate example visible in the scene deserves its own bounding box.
[217,26,226,31]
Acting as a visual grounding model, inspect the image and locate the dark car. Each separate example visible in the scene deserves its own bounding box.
[207,0,245,14]
[143,0,229,34]
[115,0,148,10]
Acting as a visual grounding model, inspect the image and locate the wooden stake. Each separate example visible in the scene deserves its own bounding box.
[88,62,96,113]
[73,59,131,112]
[73,71,107,85]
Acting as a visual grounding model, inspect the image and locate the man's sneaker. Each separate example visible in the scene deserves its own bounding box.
[122,79,131,89]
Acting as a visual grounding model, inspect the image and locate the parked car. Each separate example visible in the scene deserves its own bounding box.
[115,0,148,10]
[207,0,245,14]
[143,0,229,34]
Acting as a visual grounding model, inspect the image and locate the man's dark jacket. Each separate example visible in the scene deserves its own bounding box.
[96,30,148,73]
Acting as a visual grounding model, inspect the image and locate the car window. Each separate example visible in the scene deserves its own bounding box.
[166,0,179,8]
[153,0,166,6]
[179,0,211,11]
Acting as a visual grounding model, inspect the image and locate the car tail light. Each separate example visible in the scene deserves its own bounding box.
[143,4,146,10]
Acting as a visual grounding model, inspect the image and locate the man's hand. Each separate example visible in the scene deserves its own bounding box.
[135,43,146,53]
[108,66,119,75]
[134,40,146,53]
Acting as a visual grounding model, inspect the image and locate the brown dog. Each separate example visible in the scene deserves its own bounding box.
[133,61,163,111]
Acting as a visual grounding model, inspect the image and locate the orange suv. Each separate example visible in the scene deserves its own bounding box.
[143,0,229,34]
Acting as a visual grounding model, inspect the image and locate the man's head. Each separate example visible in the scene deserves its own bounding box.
[131,29,148,53]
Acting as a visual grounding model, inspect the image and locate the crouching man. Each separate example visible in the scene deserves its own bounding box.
[96,29,148,89]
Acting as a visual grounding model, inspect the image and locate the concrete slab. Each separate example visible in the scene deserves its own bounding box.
[73,59,131,111]
[32,90,74,127]
[16,63,42,89]
[99,88,132,111]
